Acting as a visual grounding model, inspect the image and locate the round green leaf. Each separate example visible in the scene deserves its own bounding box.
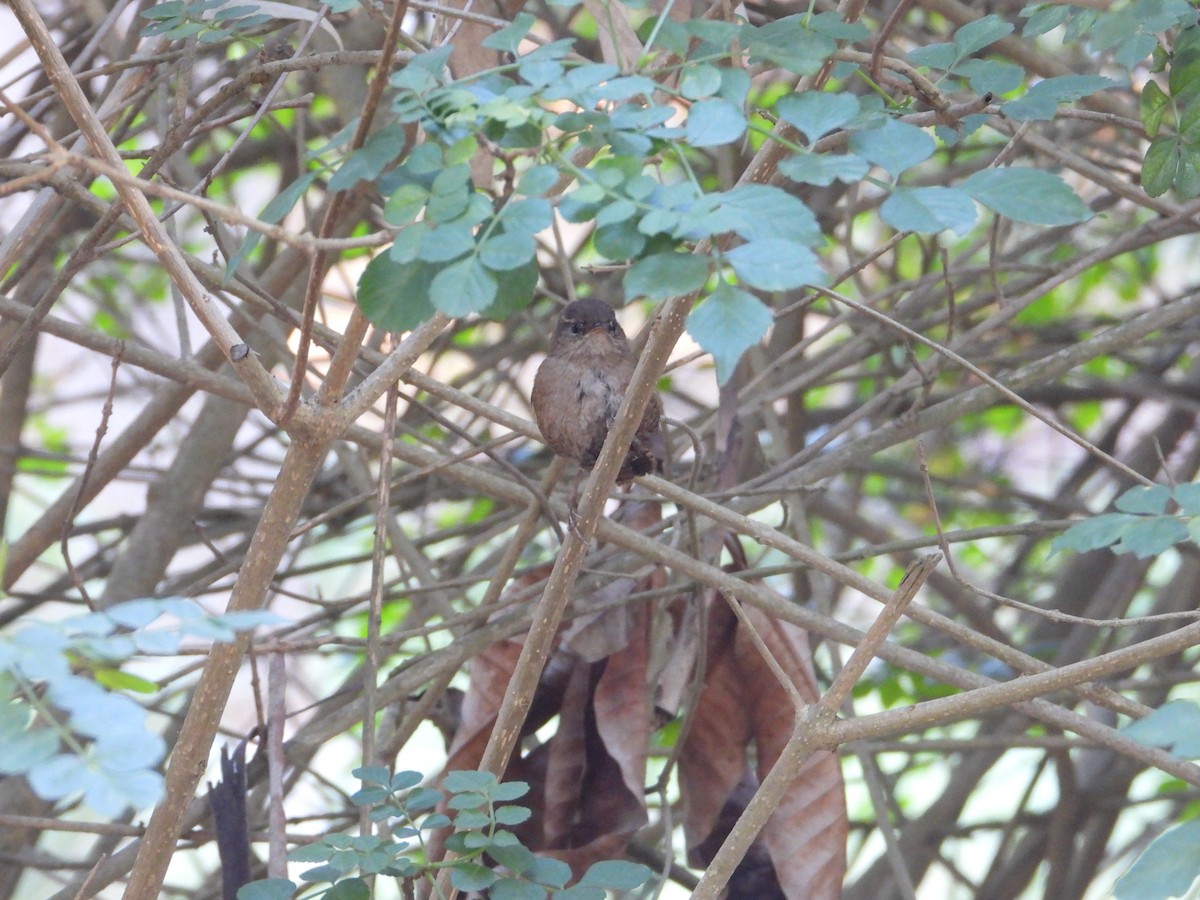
[430,256,498,316]
[490,879,545,900]
[479,231,535,271]
[686,282,774,383]
[1114,818,1200,900]
[774,91,860,143]
[384,184,428,225]
[848,118,935,178]
[624,252,709,301]
[450,863,497,891]
[357,254,437,331]
[685,98,747,147]
[880,186,977,235]
[680,63,723,99]
[725,239,824,291]
[779,151,869,186]
[517,164,559,195]
[417,223,476,263]
[236,878,298,900]
[577,860,653,889]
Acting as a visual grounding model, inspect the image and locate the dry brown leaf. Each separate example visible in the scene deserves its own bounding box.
[680,593,848,899]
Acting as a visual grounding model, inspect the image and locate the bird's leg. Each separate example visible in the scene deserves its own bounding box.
[566,468,586,541]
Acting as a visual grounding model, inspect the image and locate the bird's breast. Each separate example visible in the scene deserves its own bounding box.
[576,367,623,421]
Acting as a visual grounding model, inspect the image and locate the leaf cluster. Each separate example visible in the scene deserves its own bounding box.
[341,9,1102,384]
[1052,482,1200,559]
[239,768,652,900]
[141,0,274,45]
[0,599,280,816]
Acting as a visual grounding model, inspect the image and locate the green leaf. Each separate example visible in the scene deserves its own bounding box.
[0,722,58,775]
[553,887,605,900]
[425,165,474,223]
[907,43,958,70]
[430,256,497,316]
[848,118,936,178]
[595,220,647,259]
[494,804,532,825]
[685,98,747,147]
[744,16,837,75]
[297,863,341,884]
[450,863,497,891]
[1004,75,1117,122]
[528,855,572,888]
[289,841,334,863]
[880,186,977,235]
[490,780,531,801]
[953,14,1013,57]
[92,667,157,694]
[1122,700,1200,758]
[384,184,428,226]
[448,790,487,810]
[726,239,823,291]
[479,231,535,271]
[1050,513,1135,554]
[1115,484,1171,514]
[1023,4,1070,37]
[1140,80,1171,138]
[680,64,723,99]
[952,59,1024,95]
[328,125,408,192]
[1175,145,1200,200]
[326,878,370,900]
[417,223,476,263]
[141,2,186,20]
[443,770,497,793]
[482,12,535,52]
[517,164,559,195]
[226,171,318,280]
[481,261,538,320]
[1112,517,1190,558]
[686,282,774,383]
[356,254,436,331]
[1114,818,1200,900]
[1143,136,1183,197]
[458,818,491,837]
[962,168,1091,225]
[213,5,262,22]
[578,860,653,889]
[352,765,392,786]
[1174,483,1200,515]
[779,151,869,186]
[625,252,709,301]
[709,184,820,244]
[499,197,553,234]
[808,12,869,40]
[487,841,535,874]
[237,878,298,900]
[774,91,860,143]
[491,879,546,900]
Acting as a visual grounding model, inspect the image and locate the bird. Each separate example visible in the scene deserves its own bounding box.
[531,298,663,485]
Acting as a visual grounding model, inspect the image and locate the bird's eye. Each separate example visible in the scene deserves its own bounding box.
[607,321,617,333]
[570,321,584,335]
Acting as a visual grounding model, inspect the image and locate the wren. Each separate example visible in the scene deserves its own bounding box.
[531,299,662,483]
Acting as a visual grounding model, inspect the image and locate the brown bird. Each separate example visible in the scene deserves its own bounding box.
[532,299,663,484]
